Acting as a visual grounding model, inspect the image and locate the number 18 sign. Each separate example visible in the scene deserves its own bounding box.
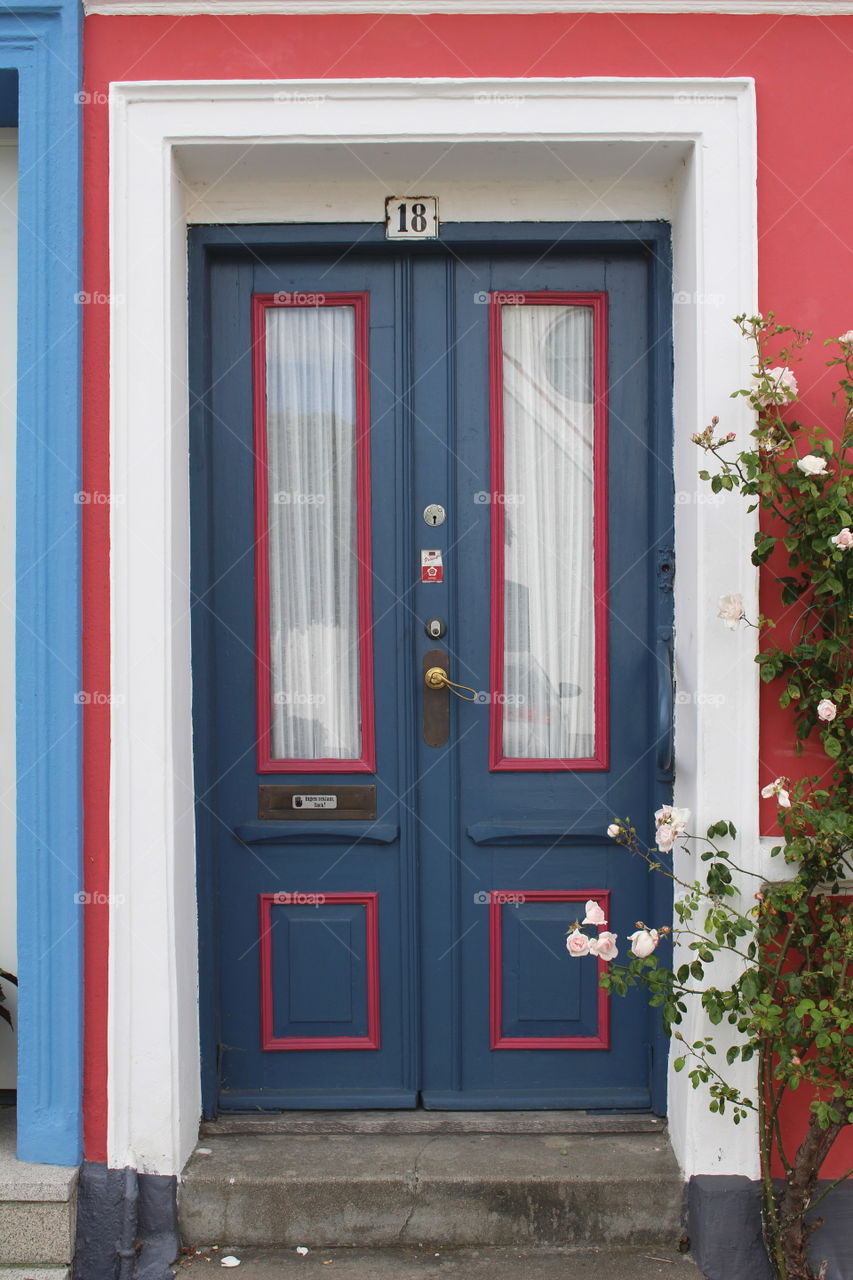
[385,196,439,240]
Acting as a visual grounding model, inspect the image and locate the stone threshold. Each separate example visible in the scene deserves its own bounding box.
[201,1110,666,1136]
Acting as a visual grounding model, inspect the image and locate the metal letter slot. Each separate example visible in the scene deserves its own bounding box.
[258,785,377,821]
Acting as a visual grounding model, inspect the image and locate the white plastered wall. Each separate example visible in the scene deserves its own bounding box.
[109,77,759,1178]
[0,129,16,1089]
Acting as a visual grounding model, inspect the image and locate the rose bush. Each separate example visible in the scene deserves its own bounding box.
[581,316,852,1280]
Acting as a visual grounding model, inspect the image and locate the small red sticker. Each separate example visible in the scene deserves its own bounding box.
[421,549,443,583]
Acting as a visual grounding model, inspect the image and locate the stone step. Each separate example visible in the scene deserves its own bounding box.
[179,1131,684,1250]
[0,1269,71,1279]
[0,1113,77,1271]
[202,1110,666,1137]
[177,1245,705,1279]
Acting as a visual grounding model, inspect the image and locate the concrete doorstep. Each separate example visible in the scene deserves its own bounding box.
[175,1244,706,1279]
[179,1131,685,1251]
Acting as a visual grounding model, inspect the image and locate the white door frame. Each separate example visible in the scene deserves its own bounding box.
[109,76,760,1177]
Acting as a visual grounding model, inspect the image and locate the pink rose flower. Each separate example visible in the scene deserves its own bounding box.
[566,930,590,957]
[588,931,618,962]
[628,929,660,958]
[654,804,691,852]
[817,699,837,722]
[830,527,852,551]
[582,900,607,926]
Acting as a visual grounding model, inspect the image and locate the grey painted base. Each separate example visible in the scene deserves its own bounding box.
[72,1163,178,1280]
[688,1175,853,1280]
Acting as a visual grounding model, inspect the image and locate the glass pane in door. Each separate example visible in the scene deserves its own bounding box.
[260,301,367,763]
[497,301,601,763]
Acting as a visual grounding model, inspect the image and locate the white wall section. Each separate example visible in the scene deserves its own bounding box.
[109,76,759,1178]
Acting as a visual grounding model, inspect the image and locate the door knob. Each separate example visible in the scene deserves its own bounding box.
[424,667,479,701]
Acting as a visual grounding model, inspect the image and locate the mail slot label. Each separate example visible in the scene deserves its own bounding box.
[293,794,338,810]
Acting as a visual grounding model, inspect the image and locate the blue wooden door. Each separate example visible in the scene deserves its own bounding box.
[190,224,673,1115]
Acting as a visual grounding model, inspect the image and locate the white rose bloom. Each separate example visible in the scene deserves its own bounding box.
[796,454,828,476]
[718,594,745,630]
[753,366,798,406]
[817,699,837,722]
[761,777,791,808]
[606,823,621,839]
[838,330,853,346]
[628,929,660,958]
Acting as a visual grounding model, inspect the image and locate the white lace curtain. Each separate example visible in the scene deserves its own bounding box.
[501,305,596,759]
[265,305,361,760]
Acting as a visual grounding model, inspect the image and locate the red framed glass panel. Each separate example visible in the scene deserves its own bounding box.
[252,293,375,773]
[488,292,609,772]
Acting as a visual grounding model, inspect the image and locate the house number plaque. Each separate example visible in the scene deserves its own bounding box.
[385,196,439,240]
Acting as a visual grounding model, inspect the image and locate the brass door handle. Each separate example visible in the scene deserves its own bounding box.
[424,667,479,701]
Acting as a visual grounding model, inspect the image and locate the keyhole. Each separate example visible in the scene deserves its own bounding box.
[432,514,437,524]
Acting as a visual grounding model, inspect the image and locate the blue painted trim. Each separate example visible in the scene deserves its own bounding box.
[1,0,83,1165]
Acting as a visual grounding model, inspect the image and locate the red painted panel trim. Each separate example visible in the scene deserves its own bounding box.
[81,110,112,1165]
[259,891,381,1051]
[252,293,376,774]
[488,293,609,772]
[489,888,610,1050]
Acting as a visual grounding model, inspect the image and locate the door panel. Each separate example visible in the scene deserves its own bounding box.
[190,226,673,1114]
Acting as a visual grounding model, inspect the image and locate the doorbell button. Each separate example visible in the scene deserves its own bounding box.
[424,617,447,639]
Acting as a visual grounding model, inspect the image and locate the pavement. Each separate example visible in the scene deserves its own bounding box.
[175,1244,707,1278]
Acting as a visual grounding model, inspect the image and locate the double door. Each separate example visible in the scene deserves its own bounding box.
[190,225,673,1112]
